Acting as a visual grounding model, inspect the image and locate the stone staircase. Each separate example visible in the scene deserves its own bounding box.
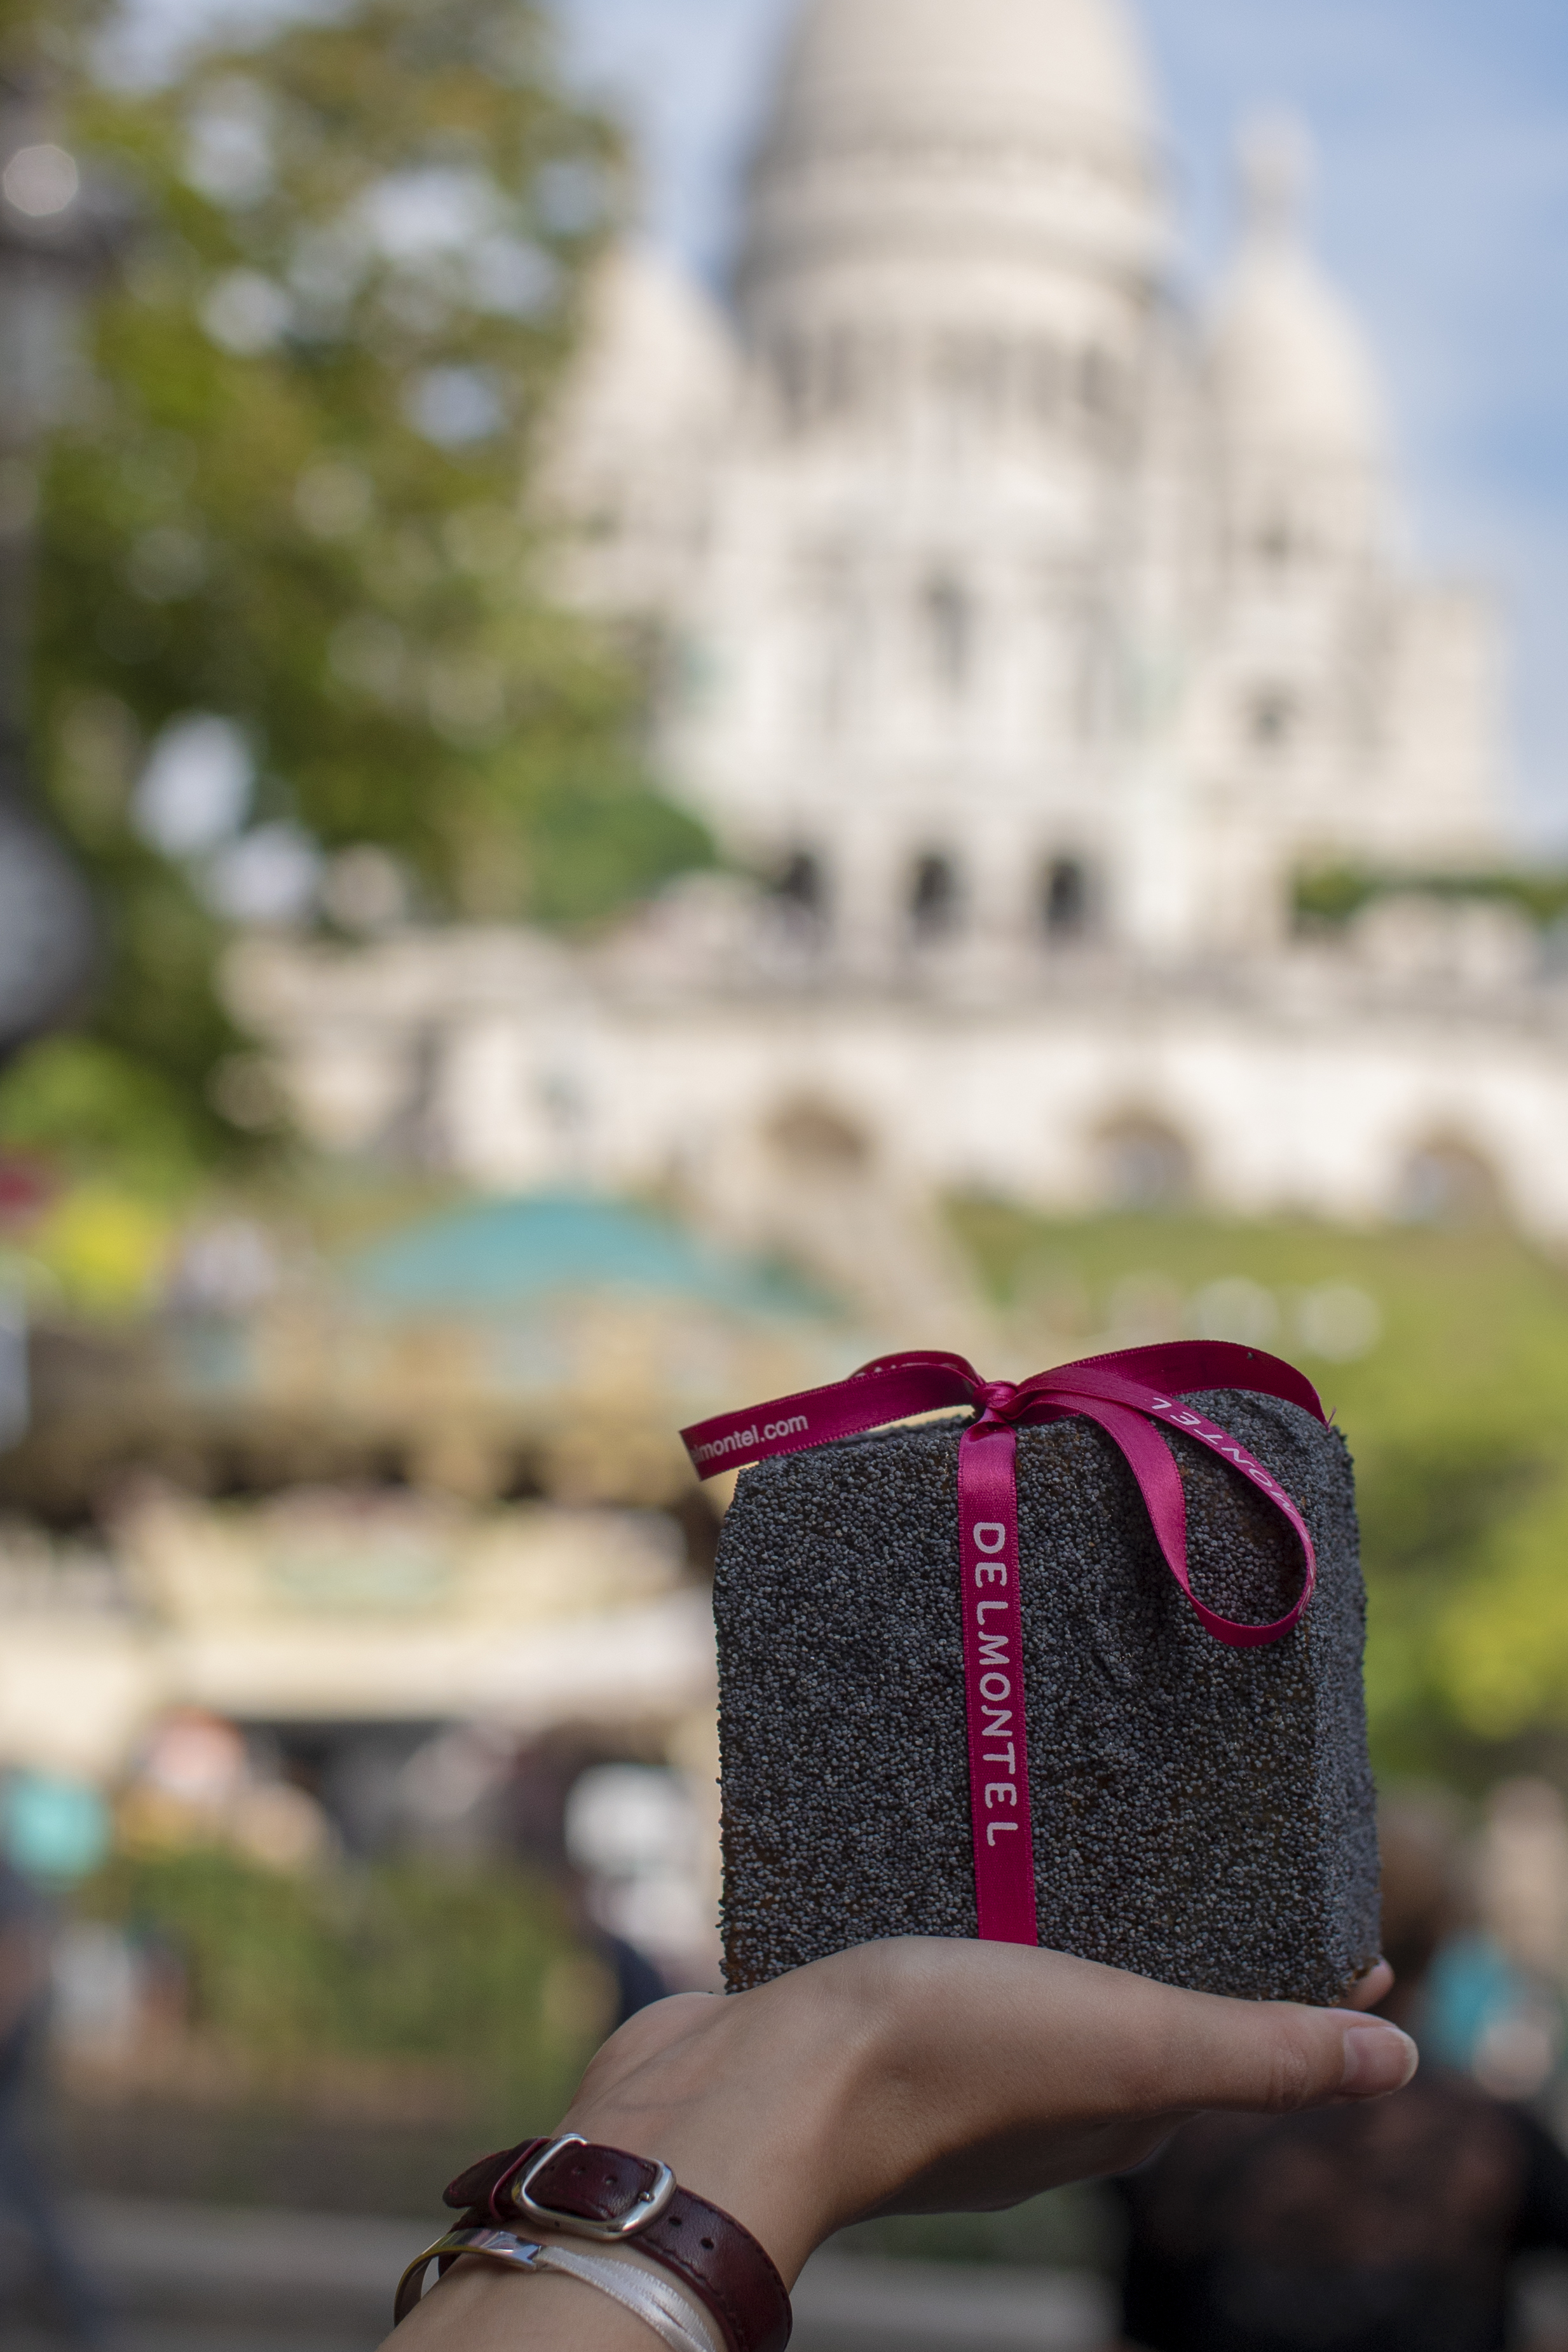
[1,2198,1115,2351]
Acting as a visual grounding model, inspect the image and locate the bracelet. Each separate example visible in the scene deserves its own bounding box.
[406,2131,794,2352]
[394,2225,721,2352]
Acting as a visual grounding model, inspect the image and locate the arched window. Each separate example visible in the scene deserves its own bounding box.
[1092,1114,1194,1211]
[765,1095,873,1173]
[910,852,961,942]
[1246,687,1299,749]
[1042,857,1093,943]
[1396,1138,1503,1229]
[775,850,828,933]
[922,576,972,695]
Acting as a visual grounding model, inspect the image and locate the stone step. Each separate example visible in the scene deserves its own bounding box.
[14,2198,1115,2351]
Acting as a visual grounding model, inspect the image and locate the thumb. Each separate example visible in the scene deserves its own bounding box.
[826,1944,1419,2149]
[1142,1981,1419,2116]
[812,1946,1421,2224]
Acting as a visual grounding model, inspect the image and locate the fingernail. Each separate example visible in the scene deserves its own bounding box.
[1340,2023,1418,2096]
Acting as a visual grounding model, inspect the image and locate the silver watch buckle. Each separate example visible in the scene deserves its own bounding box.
[509,2133,678,2241]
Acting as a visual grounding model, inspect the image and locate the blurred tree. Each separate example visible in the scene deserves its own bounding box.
[80,1845,610,2130]
[10,0,709,1169]
[0,1032,204,1193]
[951,1200,1568,1783]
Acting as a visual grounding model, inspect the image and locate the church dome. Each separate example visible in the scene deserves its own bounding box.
[547,243,737,498]
[1208,125,1383,462]
[566,245,737,446]
[543,243,738,611]
[772,0,1154,143]
[738,0,1165,334]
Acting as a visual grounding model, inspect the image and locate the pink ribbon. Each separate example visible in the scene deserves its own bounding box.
[682,1343,1328,1950]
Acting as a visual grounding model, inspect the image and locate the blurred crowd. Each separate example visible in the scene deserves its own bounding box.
[0,1702,711,2340]
[2,1725,1568,2342]
[1115,1786,1568,2352]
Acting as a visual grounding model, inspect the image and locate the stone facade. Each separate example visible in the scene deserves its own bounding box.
[237,0,1567,1275]
[552,2,1503,967]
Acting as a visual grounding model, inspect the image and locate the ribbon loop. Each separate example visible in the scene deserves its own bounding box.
[683,1344,1326,1951]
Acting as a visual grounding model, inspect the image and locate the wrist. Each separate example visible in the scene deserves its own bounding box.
[556,1983,878,2281]
[392,2261,651,2349]
[418,2122,804,2352]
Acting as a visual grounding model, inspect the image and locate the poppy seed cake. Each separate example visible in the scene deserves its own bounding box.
[715,1390,1379,2005]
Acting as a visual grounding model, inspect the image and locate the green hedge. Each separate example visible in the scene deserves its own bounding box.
[951,1203,1568,1783]
[79,1848,607,2130]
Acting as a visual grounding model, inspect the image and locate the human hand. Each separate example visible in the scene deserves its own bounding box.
[385,1938,1406,2348]
[561,1938,1401,2261]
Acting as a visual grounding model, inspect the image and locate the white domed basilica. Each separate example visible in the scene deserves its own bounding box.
[556,0,1499,967]
[240,0,1568,1288]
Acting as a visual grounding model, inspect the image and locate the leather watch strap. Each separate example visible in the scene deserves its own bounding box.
[442,2137,793,2352]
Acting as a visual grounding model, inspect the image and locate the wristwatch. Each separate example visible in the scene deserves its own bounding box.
[394,2131,793,2352]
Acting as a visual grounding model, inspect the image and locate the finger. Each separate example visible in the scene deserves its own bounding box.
[857,1943,1417,2140]
[1341,1959,1394,2011]
[1100,1970,1418,2116]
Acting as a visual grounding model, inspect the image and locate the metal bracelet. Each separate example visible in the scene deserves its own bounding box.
[394,2225,544,2321]
[393,2222,721,2352]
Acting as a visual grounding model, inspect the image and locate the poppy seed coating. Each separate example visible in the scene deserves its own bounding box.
[715,1391,1379,2004]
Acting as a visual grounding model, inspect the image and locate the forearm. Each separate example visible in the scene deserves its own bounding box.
[389,2266,644,2350]
[385,1979,857,2349]
[381,1941,1411,2351]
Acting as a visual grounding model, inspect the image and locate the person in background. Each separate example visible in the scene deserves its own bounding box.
[0,1855,107,2344]
[1422,1780,1568,2103]
[595,1920,671,2028]
[1114,1803,1568,2352]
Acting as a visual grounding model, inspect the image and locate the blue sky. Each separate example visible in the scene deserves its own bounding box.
[126,0,1568,846]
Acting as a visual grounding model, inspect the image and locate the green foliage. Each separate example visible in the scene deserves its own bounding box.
[950,1203,1568,1781]
[1293,866,1384,926]
[1295,865,1568,929]
[0,0,107,74]
[81,1846,605,2126]
[25,0,712,1163]
[0,1034,205,1193]
[522,754,714,926]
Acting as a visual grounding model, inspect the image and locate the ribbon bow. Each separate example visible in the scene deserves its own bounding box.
[682,1341,1327,1948]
